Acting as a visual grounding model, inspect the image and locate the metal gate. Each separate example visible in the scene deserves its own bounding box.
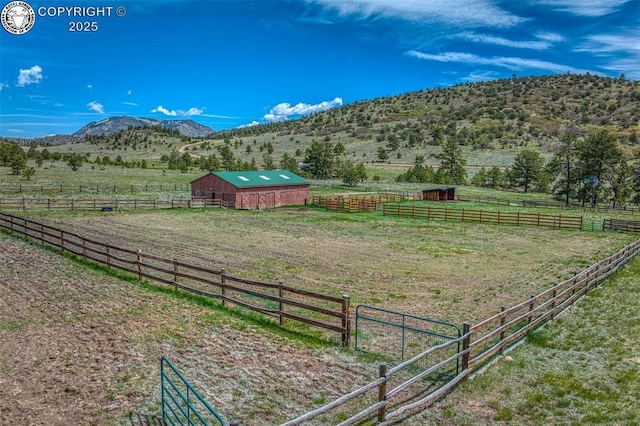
[355,305,461,374]
[161,356,227,426]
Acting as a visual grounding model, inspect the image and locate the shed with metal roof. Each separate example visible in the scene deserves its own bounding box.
[190,170,310,209]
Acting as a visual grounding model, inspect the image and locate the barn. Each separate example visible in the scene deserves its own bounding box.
[190,170,310,209]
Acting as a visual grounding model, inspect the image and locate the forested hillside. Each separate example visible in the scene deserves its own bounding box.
[2,73,639,206]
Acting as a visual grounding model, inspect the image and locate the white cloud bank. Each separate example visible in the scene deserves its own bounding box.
[309,0,524,28]
[406,50,589,74]
[87,101,105,114]
[539,0,631,17]
[151,105,204,117]
[264,97,343,122]
[17,65,43,87]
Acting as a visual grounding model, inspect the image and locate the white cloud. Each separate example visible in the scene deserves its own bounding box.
[151,105,204,117]
[406,50,589,74]
[309,0,525,27]
[237,121,260,129]
[535,32,565,43]
[576,32,640,55]
[539,0,631,17]
[87,101,105,114]
[151,105,177,116]
[462,70,500,82]
[87,84,92,90]
[17,65,43,87]
[264,97,343,122]
[127,89,132,95]
[183,107,204,116]
[576,30,640,80]
[122,101,138,106]
[0,82,7,91]
[455,32,551,50]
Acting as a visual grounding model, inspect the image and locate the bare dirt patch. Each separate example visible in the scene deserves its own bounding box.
[0,235,372,425]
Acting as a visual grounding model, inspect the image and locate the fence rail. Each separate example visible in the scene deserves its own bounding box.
[383,204,583,230]
[459,196,640,216]
[603,218,640,233]
[0,197,234,212]
[0,183,190,194]
[0,212,351,346]
[281,236,640,424]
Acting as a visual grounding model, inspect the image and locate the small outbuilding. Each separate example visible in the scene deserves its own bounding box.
[422,187,456,201]
[191,170,310,209]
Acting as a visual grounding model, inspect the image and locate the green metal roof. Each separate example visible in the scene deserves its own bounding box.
[212,170,309,188]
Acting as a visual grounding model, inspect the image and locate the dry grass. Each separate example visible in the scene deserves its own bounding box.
[32,207,636,326]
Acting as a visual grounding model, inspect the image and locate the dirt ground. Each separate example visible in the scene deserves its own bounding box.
[0,235,374,425]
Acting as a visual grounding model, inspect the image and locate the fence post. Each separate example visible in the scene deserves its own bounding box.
[499,307,506,354]
[173,258,178,291]
[221,269,226,306]
[461,322,471,374]
[377,362,388,423]
[278,282,284,326]
[342,294,351,347]
[137,250,142,281]
[528,295,535,324]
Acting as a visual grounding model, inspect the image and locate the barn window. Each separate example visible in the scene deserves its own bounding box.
[238,176,249,181]
[259,175,271,180]
[279,174,290,179]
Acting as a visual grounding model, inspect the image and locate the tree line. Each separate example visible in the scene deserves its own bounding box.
[397,128,639,207]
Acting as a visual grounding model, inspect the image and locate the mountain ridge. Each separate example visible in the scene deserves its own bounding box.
[73,116,215,138]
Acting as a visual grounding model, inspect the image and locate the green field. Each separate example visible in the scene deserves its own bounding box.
[2,143,640,424]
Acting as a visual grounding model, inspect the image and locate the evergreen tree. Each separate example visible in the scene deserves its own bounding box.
[610,160,632,208]
[576,129,623,207]
[511,149,545,193]
[303,141,335,179]
[548,132,580,205]
[439,137,467,184]
[486,166,504,188]
[280,153,299,173]
[342,161,367,186]
[632,155,640,205]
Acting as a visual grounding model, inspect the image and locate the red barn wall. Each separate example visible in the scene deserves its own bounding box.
[191,174,309,209]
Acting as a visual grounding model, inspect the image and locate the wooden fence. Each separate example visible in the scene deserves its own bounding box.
[282,238,640,425]
[0,198,233,212]
[459,196,640,216]
[0,212,350,346]
[603,218,640,233]
[0,183,190,194]
[383,204,584,231]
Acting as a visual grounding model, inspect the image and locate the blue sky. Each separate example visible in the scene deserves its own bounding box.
[1,0,638,138]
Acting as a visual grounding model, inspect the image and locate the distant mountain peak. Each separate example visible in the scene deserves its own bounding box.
[73,116,214,137]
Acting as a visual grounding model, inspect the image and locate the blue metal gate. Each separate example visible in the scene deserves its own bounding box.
[161,356,227,426]
[355,305,461,374]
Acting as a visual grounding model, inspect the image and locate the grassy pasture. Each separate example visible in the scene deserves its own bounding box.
[27,206,636,327]
[417,255,640,425]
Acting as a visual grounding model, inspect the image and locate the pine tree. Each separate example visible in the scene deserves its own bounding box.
[439,137,467,184]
